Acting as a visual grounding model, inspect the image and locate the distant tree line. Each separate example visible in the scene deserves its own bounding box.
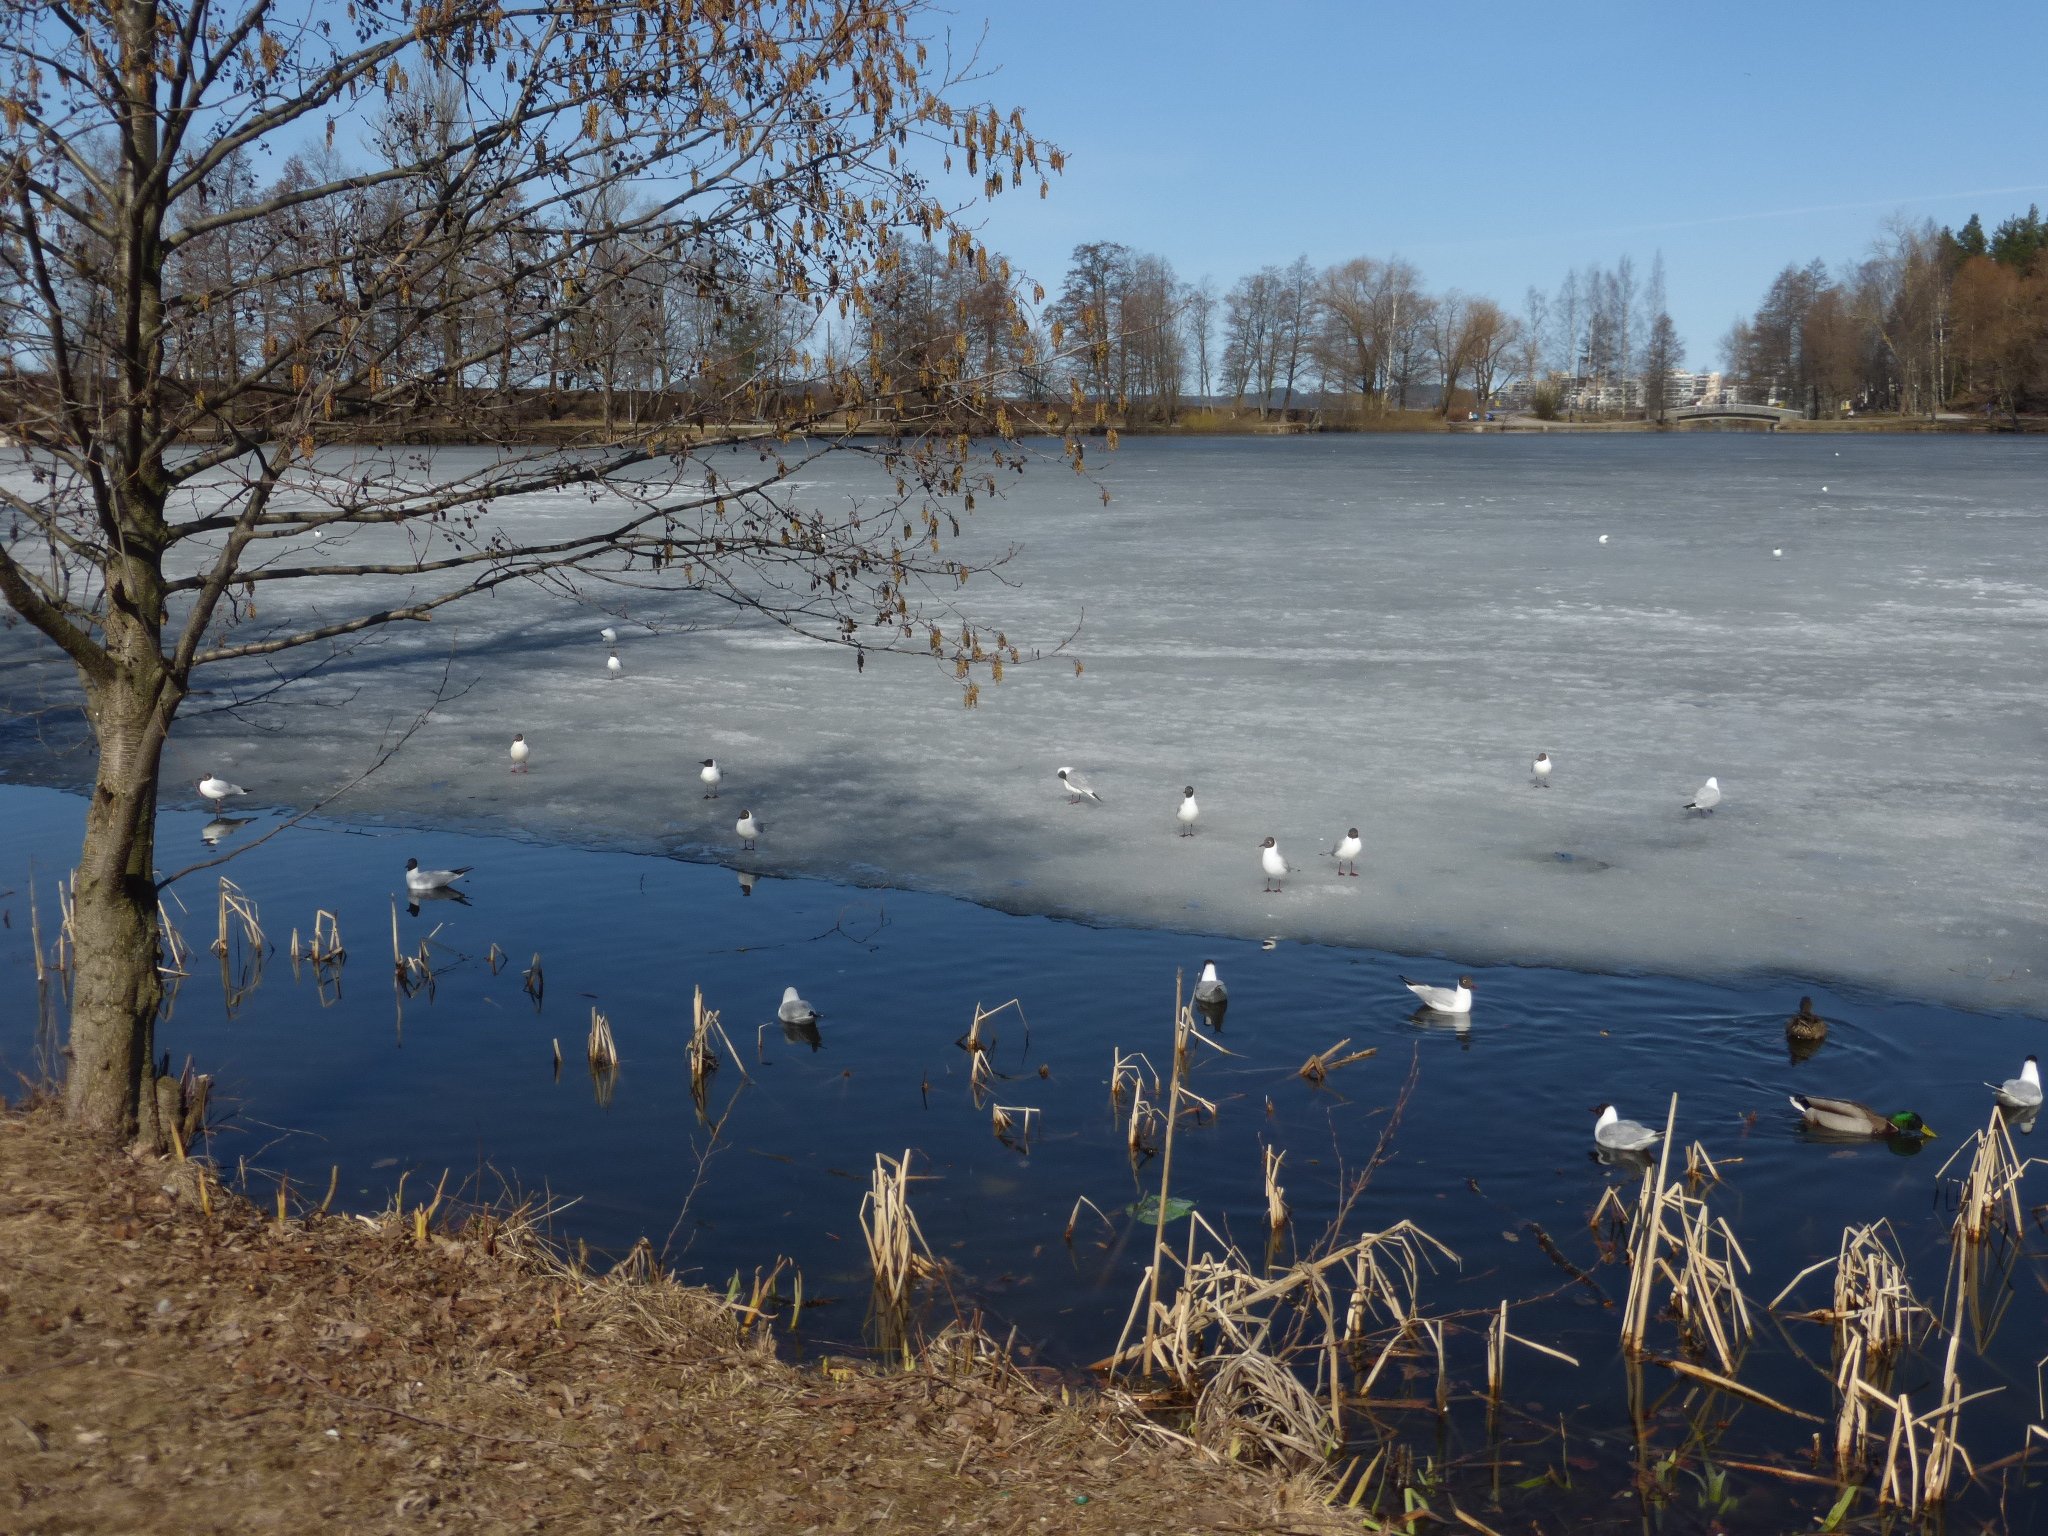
[1723,206,2048,421]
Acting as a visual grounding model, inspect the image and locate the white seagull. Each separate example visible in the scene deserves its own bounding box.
[1193,960,1228,1008]
[1684,776,1722,814]
[1403,975,1474,1014]
[600,626,619,645]
[778,985,820,1026]
[1259,836,1286,893]
[1176,786,1199,837]
[1333,827,1362,878]
[404,857,472,893]
[1532,752,1552,787]
[606,651,623,679]
[736,809,761,850]
[700,758,722,798]
[509,733,530,773]
[1593,1103,1662,1153]
[197,773,248,805]
[1057,766,1103,805]
[1773,548,1783,557]
[1598,534,1609,544]
[1990,1055,2042,1111]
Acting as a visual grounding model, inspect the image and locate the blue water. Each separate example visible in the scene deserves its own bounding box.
[2,783,2043,1529]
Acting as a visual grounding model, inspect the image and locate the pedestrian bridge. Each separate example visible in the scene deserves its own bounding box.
[1667,403,1805,425]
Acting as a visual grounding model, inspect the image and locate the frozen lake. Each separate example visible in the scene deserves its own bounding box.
[4,433,2045,1012]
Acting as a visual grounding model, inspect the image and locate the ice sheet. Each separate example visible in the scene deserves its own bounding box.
[4,433,2044,1012]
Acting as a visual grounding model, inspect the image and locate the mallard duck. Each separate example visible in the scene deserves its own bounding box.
[1989,1055,2042,1111]
[1593,1103,1661,1153]
[1786,997,1827,1046]
[1789,1094,1934,1139]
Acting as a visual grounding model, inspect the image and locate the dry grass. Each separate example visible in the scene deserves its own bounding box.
[858,1149,939,1328]
[0,1101,1337,1535]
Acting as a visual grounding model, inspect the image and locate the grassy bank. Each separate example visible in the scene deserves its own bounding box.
[0,1100,1336,1534]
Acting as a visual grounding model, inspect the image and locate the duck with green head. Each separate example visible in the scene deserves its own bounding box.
[1789,1094,1935,1140]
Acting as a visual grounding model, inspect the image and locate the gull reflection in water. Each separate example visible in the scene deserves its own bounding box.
[1409,1005,1474,1050]
[201,816,256,846]
[406,885,471,917]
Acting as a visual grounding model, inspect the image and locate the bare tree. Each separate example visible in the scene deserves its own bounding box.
[1184,278,1217,406]
[1425,292,1470,415]
[0,0,1061,1147]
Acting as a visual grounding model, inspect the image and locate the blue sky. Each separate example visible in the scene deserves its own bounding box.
[952,2,2048,369]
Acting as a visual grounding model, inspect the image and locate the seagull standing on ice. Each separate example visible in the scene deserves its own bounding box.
[1057,766,1102,805]
[1598,534,1609,544]
[1259,836,1286,893]
[1402,975,1474,1014]
[404,857,472,893]
[606,651,623,680]
[1593,1103,1662,1153]
[1990,1055,2042,1111]
[735,809,761,850]
[1333,827,1362,877]
[600,626,619,645]
[197,773,248,805]
[778,986,821,1026]
[509,734,530,773]
[700,758,722,798]
[1773,549,1783,558]
[1532,752,1552,787]
[1176,786,1199,837]
[1684,776,1722,815]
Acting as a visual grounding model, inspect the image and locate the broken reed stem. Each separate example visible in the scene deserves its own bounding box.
[1298,1038,1376,1084]
[211,877,262,960]
[1263,1144,1288,1233]
[1140,972,1191,1379]
[586,1007,619,1071]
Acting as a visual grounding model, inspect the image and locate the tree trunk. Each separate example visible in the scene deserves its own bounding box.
[67,659,171,1147]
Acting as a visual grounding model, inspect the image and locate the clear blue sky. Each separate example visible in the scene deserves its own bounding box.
[952,1,2048,369]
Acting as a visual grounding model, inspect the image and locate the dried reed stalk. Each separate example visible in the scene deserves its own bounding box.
[1263,1145,1289,1233]
[990,1103,1039,1142]
[211,877,262,959]
[858,1149,937,1313]
[587,1007,619,1070]
[1298,1038,1376,1083]
[1937,1108,2036,1245]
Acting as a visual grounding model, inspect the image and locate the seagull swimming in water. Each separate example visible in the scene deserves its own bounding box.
[700,758,722,798]
[1176,786,1199,836]
[1333,827,1362,877]
[1598,534,1609,544]
[1593,1103,1662,1153]
[1684,776,1722,814]
[1402,975,1474,1014]
[404,857,472,893]
[1057,766,1102,805]
[735,809,760,850]
[1773,548,1783,557]
[778,986,820,1026]
[1532,752,1551,787]
[197,774,247,805]
[1990,1055,2043,1111]
[1193,959,1227,1007]
[509,734,530,773]
[1259,836,1286,893]
[606,651,622,679]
